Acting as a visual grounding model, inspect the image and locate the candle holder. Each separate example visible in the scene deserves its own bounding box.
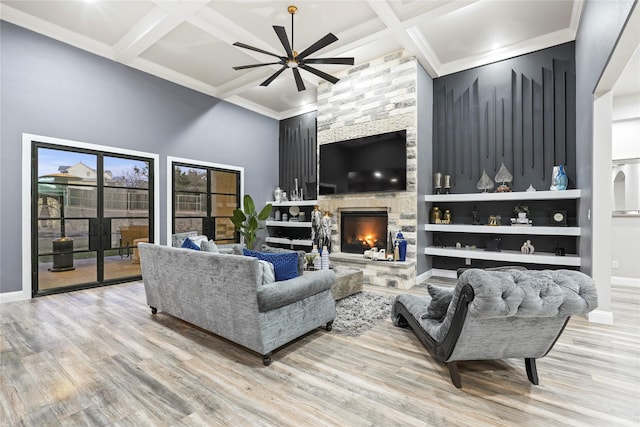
[434,172,442,194]
[444,174,451,194]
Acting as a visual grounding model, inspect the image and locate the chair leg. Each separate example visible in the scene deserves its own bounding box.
[447,362,462,388]
[525,358,539,385]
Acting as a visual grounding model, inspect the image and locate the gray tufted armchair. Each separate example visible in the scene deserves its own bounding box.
[391,269,598,388]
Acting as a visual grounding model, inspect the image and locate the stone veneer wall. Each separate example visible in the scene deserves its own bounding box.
[316,50,418,289]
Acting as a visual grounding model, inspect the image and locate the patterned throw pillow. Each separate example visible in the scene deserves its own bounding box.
[421,284,454,321]
[181,237,201,251]
[200,240,220,253]
[243,249,298,281]
[260,244,305,276]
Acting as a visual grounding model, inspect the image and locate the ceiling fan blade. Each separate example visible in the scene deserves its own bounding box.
[292,68,306,92]
[233,42,284,60]
[303,57,355,65]
[297,33,338,60]
[260,65,287,87]
[300,64,339,84]
[273,26,293,59]
[233,62,282,70]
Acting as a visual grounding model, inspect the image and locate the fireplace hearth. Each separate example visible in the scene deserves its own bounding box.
[340,211,388,254]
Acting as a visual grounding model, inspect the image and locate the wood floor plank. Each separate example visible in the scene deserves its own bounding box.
[0,280,638,426]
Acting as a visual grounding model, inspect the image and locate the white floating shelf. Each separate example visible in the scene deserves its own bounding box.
[423,224,581,236]
[271,200,318,207]
[424,246,581,267]
[266,221,312,228]
[424,190,581,203]
[265,237,313,246]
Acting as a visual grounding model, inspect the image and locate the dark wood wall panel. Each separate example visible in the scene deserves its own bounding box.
[432,42,576,193]
[279,111,317,199]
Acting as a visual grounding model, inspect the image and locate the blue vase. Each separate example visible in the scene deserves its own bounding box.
[554,165,568,191]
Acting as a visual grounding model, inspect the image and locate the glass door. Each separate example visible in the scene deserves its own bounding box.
[33,143,153,295]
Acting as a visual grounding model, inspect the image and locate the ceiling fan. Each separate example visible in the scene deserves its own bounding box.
[232,5,354,91]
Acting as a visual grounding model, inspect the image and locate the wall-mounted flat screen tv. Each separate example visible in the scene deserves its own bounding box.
[319,130,407,195]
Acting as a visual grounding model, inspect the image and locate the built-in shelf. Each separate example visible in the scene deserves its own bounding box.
[424,224,581,236]
[265,237,313,247]
[424,189,581,203]
[266,221,312,228]
[424,247,581,267]
[423,190,582,268]
[271,200,317,207]
[267,200,316,248]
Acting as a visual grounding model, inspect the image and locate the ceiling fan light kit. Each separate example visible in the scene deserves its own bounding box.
[232,5,354,91]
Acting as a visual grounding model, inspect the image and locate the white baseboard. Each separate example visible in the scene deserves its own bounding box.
[430,269,458,279]
[611,276,640,286]
[0,291,29,304]
[588,309,614,325]
[415,270,432,285]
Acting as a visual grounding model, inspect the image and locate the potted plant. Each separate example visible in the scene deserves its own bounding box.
[514,204,529,220]
[231,195,272,250]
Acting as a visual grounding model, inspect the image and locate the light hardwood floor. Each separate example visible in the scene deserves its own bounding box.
[1,279,638,426]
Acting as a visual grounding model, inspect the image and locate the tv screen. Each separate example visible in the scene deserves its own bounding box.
[319,130,407,195]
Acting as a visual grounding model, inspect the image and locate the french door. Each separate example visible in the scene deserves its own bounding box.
[32,142,154,295]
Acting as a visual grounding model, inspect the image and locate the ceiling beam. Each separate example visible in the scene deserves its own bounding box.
[113,1,209,64]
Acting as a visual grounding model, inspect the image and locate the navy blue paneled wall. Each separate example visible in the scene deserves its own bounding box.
[0,21,279,293]
[432,43,576,193]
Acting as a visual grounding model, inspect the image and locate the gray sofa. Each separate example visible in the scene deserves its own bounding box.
[392,268,598,387]
[138,243,336,365]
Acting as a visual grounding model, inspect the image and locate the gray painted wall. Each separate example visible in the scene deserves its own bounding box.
[575,0,636,275]
[0,22,279,294]
[417,64,433,277]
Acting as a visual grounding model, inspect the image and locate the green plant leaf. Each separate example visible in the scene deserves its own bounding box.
[258,203,273,220]
[231,210,246,229]
[244,195,255,214]
[248,216,258,230]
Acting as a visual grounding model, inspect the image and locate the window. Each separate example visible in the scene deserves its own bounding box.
[170,159,242,244]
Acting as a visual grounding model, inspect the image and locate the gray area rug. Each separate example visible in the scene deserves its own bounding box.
[332,291,395,336]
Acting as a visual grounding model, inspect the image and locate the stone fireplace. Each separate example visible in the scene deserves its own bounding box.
[340,210,388,254]
[316,50,419,289]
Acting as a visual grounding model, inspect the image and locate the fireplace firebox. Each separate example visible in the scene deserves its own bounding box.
[340,211,388,254]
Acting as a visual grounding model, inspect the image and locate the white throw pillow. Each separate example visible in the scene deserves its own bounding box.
[200,239,220,253]
[190,235,208,248]
[258,260,276,285]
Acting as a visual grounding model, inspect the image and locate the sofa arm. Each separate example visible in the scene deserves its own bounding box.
[257,270,336,312]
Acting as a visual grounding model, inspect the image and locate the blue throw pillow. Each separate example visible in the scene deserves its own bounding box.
[243,249,298,281]
[181,237,201,251]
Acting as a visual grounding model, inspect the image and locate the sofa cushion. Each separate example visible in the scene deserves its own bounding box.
[421,284,454,321]
[172,231,197,248]
[260,244,305,276]
[181,237,201,251]
[200,240,220,253]
[243,249,299,281]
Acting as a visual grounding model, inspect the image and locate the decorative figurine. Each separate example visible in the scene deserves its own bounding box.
[472,206,481,225]
[311,205,322,248]
[494,162,513,192]
[485,237,502,252]
[521,240,535,254]
[477,169,494,192]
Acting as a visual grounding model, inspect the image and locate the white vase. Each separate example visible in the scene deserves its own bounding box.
[321,246,330,270]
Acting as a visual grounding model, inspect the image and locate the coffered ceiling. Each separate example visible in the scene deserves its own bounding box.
[1,0,584,119]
